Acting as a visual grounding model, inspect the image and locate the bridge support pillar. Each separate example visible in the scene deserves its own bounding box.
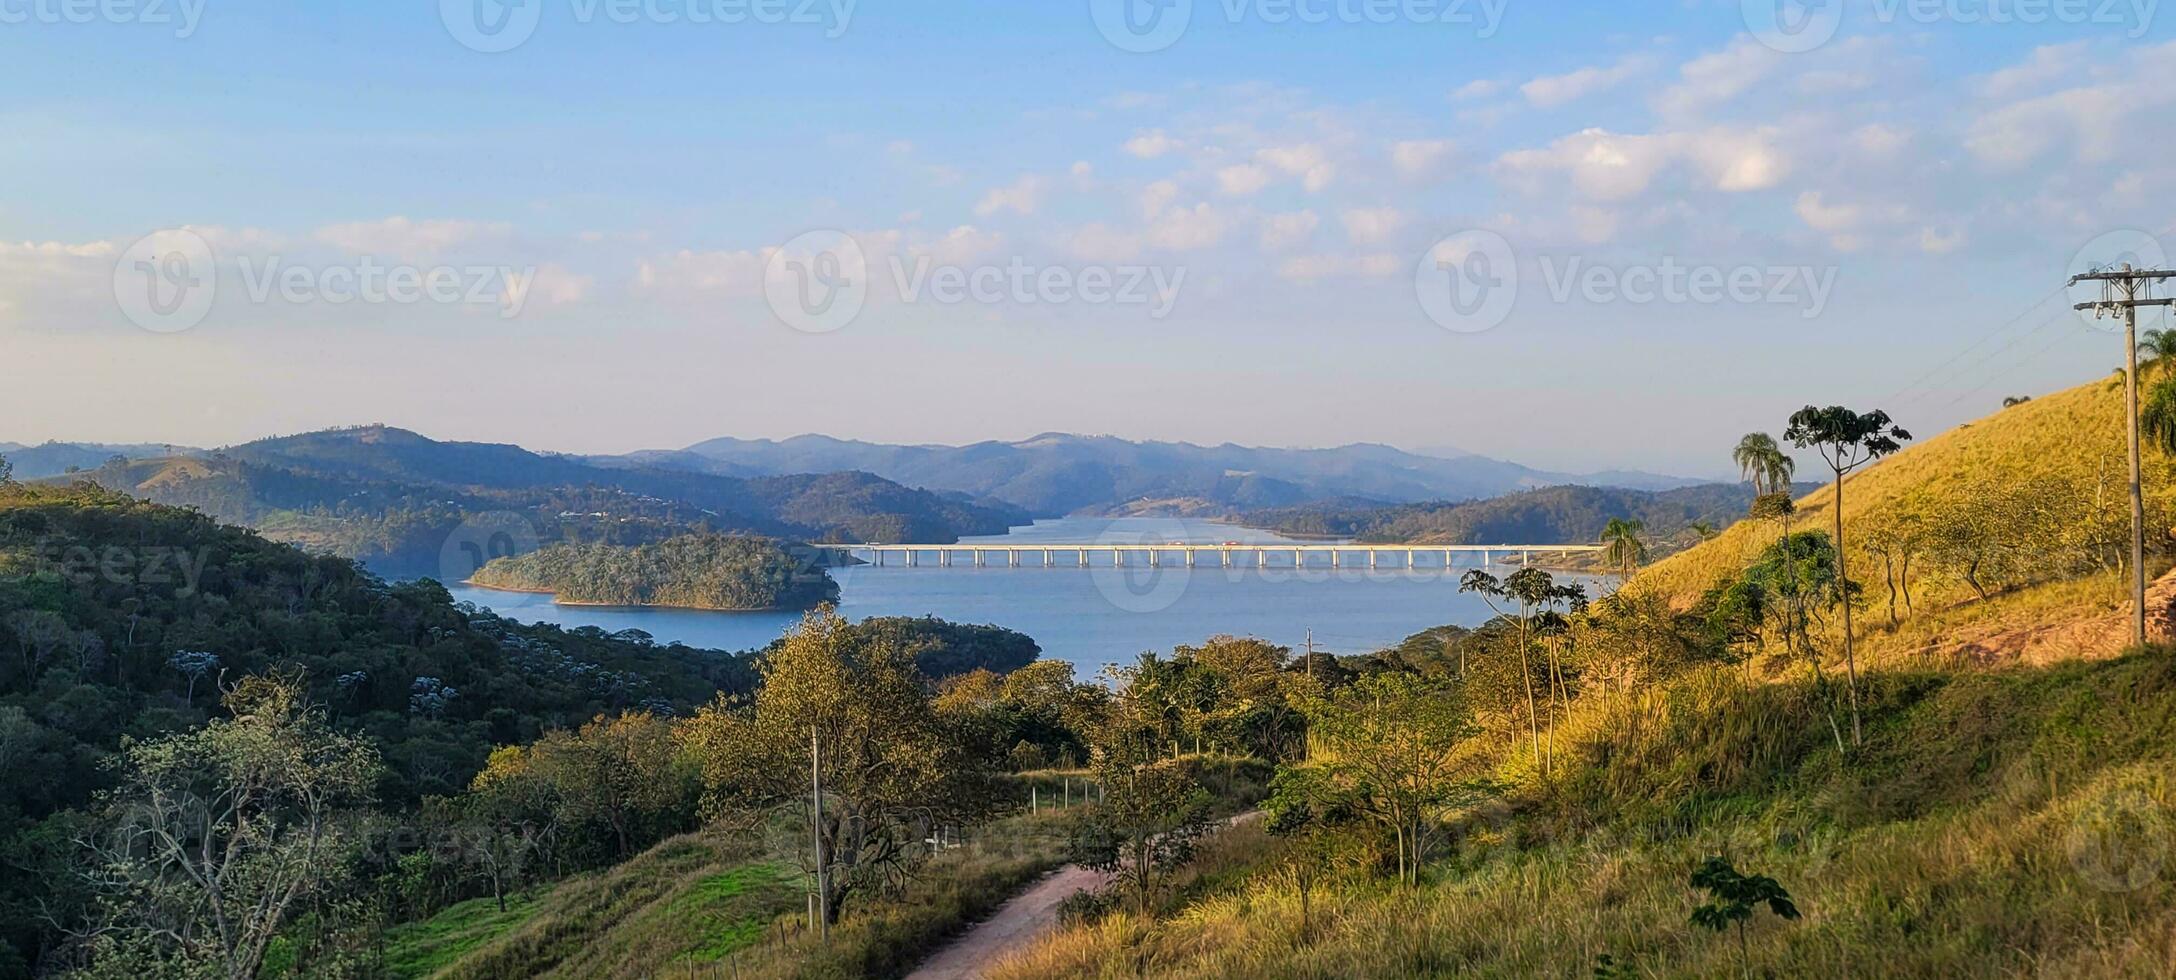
[1185,551,1195,568]
[1368,550,1378,569]
[1332,550,1341,569]
[908,551,918,568]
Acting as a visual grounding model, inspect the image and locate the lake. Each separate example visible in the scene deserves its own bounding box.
[446,517,1600,677]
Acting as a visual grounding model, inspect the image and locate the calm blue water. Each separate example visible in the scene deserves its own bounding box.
[446,518,1594,677]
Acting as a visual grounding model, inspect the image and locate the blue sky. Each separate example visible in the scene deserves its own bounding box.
[3,1,2173,475]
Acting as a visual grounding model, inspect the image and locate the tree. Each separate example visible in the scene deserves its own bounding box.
[1279,671,1492,884]
[71,675,381,980]
[677,608,999,924]
[1066,752,1214,915]
[1460,567,1585,776]
[1732,433,1795,498]
[1600,518,1648,583]
[2142,327,2176,370]
[1784,405,1910,748]
[2143,374,2176,456]
[0,452,12,485]
[1688,856,1800,976]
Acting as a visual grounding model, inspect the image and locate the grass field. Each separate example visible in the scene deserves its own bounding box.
[993,647,2176,978]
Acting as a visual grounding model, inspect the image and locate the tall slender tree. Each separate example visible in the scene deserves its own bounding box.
[1784,406,1911,748]
[1601,518,1648,583]
[1733,433,1795,498]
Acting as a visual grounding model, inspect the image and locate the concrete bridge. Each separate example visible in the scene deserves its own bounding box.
[808,542,1606,570]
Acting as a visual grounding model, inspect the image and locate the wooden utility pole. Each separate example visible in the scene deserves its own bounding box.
[810,726,828,942]
[2072,263,2176,647]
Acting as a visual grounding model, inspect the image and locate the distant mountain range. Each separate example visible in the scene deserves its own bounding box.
[609,433,1706,516]
[19,426,1024,579]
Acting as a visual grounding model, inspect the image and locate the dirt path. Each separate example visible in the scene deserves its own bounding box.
[903,863,1113,980]
[904,812,1262,980]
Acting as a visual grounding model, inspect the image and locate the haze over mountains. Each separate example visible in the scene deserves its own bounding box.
[616,433,1706,515]
[17,426,1025,578]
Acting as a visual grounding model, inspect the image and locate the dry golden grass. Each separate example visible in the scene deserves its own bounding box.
[1636,372,2176,612]
[996,652,2176,979]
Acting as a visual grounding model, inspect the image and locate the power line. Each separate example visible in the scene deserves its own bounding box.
[1882,283,2068,404]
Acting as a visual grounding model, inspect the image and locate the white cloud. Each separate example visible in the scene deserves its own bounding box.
[1066,223,1143,263]
[1123,129,1182,158]
[1147,203,1227,251]
[915,225,1005,265]
[1653,37,1780,120]
[1919,226,1966,254]
[1389,139,1456,180]
[1277,252,1400,282]
[1450,79,1501,101]
[1139,180,1181,220]
[1978,41,2090,100]
[1258,210,1320,249]
[1495,127,1788,201]
[1339,207,1406,246]
[1216,163,1273,197]
[313,217,507,258]
[1521,54,1655,107]
[973,176,1049,217]
[1257,144,1336,192]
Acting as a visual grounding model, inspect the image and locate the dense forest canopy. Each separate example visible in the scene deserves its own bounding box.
[469,533,842,610]
[0,483,1043,976]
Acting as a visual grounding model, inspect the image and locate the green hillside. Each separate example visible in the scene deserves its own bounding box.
[469,534,841,611]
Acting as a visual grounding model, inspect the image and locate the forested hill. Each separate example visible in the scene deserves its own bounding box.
[1241,482,1820,547]
[49,425,1026,579]
[470,534,843,610]
[622,432,1706,515]
[0,483,1042,974]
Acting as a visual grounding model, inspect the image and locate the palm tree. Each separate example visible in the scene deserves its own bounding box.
[1601,518,1647,582]
[1733,433,1795,497]
[1688,521,1718,541]
[2143,374,2176,454]
[2141,328,2176,372]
